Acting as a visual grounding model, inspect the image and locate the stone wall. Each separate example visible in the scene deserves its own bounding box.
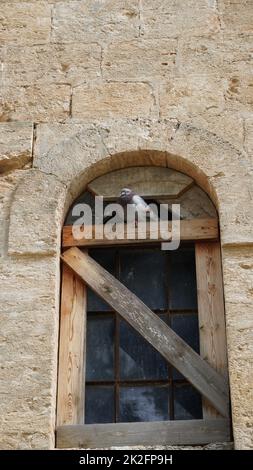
[0,0,252,450]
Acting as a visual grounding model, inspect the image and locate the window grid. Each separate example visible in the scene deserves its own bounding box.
[85,245,202,424]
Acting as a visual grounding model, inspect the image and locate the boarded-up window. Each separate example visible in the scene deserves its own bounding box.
[57,166,230,448]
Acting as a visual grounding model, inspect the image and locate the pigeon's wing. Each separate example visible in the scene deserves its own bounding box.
[132,194,148,208]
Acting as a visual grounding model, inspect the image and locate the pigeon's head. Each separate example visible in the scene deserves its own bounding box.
[119,188,135,205]
[120,188,133,198]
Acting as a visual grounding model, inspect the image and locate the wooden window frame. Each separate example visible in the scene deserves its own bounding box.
[56,219,230,448]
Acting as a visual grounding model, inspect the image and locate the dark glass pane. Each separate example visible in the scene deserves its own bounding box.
[64,191,116,226]
[64,191,95,226]
[171,314,199,351]
[85,386,115,424]
[174,384,202,420]
[120,320,168,380]
[171,313,199,379]
[119,249,168,310]
[86,315,115,381]
[169,247,197,310]
[119,386,170,422]
[87,249,116,312]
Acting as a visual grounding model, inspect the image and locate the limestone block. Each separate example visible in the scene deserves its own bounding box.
[222,247,253,306]
[176,37,224,76]
[0,432,52,450]
[225,74,253,112]
[34,123,108,198]
[0,2,51,45]
[34,120,253,247]
[159,75,225,121]
[244,117,253,161]
[8,170,67,255]
[187,112,245,153]
[33,120,179,205]
[0,255,59,449]
[177,35,253,78]
[221,247,253,449]
[4,43,101,87]
[0,122,33,173]
[103,39,177,81]
[140,0,220,38]
[222,34,253,76]
[219,0,253,34]
[0,170,26,258]
[94,119,179,156]
[216,178,253,247]
[72,83,155,120]
[168,124,253,245]
[226,356,253,449]
[1,85,70,122]
[52,0,139,43]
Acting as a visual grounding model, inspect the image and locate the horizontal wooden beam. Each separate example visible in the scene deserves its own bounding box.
[57,419,230,448]
[61,248,229,417]
[62,218,219,247]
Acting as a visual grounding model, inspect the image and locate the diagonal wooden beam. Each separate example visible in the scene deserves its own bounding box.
[61,247,229,417]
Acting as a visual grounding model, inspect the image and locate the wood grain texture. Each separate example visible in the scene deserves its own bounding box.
[57,264,86,426]
[87,166,193,200]
[195,242,229,418]
[61,248,229,417]
[57,419,230,448]
[62,218,219,247]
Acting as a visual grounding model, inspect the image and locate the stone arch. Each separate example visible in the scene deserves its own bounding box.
[8,121,252,255]
[6,121,253,449]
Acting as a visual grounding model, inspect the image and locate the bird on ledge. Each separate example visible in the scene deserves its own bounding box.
[118,188,157,225]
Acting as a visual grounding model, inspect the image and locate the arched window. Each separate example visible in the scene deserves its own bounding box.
[57,167,230,448]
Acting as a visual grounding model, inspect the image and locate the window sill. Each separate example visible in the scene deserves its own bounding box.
[56,419,230,449]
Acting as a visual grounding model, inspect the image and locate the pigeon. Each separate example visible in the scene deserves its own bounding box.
[118,188,157,225]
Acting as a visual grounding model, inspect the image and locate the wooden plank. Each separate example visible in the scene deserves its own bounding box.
[57,264,86,426]
[57,419,230,448]
[62,218,219,247]
[195,242,229,418]
[87,167,193,200]
[61,248,229,417]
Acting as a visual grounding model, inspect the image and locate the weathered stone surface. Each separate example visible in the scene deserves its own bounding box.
[159,75,225,121]
[0,85,70,122]
[221,247,253,449]
[0,255,60,449]
[8,170,67,255]
[103,39,177,81]
[219,0,253,34]
[188,112,244,152]
[52,0,139,43]
[168,124,253,246]
[244,117,253,161]
[0,2,51,45]
[3,43,101,87]
[140,0,221,38]
[33,120,253,247]
[33,123,108,199]
[72,83,155,119]
[0,170,26,258]
[0,0,253,452]
[177,35,253,77]
[222,247,253,307]
[0,122,33,173]
[225,74,253,112]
